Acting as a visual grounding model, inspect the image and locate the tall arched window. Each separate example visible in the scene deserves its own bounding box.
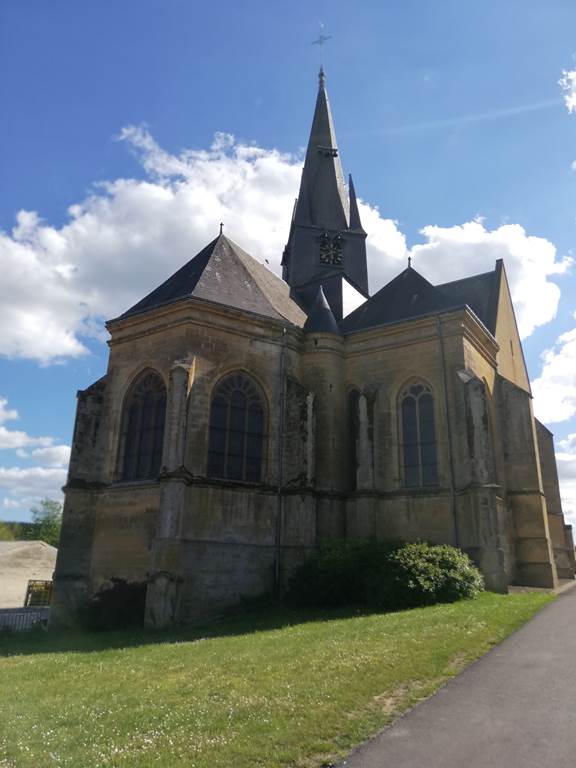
[118,370,167,481]
[348,389,360,491]
[207,374,266,482]
[401,382,438,487]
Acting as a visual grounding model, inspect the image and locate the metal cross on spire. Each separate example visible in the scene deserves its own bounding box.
[312,21,331,71]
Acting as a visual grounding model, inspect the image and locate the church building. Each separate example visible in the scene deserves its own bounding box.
[52,70,575,627]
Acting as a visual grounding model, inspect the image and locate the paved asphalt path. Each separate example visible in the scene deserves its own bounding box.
[340,586,576,768]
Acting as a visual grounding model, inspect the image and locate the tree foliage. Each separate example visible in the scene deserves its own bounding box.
[0,521,16,541]
[27,499,63,547]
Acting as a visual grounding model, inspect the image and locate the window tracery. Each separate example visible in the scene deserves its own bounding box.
[400,382,438,487]
[118,370,166,481]
[207,374,266,482]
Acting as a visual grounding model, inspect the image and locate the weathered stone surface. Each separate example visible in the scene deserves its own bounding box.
[50,77,573,626]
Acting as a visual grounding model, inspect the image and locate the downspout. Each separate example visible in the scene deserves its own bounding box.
[437,315,459,547]
[274,327,287,596]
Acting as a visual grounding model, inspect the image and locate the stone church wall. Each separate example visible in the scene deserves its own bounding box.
[496,376,557,587]
[536,420,576,579]
[52,294,573,627]
[89,486,159,592]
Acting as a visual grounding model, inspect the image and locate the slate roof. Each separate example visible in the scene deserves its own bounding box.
[304,287,340,334]
[340,266,453,333]
[436,267,500,334]
[120,235,306,327]
[339,263,501,335]
[293,67,349,230]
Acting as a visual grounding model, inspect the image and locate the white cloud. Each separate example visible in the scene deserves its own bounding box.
[560,70,576,113]
[0,398,17,424]
[0,396,69,517]
[0,395,61,451]
[0,427,53,451]
[532,328,576,424]
[0,467,66,502]
[0,127,569,362]
[408,221,570,339]
[29,445,71,468]
[554,443,576,528]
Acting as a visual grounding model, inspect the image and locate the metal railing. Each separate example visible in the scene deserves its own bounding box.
[0,607,50,633]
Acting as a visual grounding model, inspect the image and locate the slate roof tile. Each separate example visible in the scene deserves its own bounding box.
[339,264,500,335]
[120,235,306,327]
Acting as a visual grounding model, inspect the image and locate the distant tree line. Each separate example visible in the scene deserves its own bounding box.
[0,499,63,547]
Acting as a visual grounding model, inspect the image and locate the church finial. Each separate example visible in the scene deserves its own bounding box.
[408,255,412,268]
[219,222,224,236]
[319,66,326,89]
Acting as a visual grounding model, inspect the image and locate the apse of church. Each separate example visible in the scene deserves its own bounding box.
[51,70,575,628]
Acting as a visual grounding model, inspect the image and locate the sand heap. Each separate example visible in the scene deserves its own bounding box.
[0,541,57,608]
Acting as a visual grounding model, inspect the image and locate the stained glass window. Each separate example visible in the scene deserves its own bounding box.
[207,374,266,482]
[401,383,438,487]
[119,370,167,481]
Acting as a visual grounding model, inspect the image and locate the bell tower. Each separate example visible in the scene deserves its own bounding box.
[282,68,369,321]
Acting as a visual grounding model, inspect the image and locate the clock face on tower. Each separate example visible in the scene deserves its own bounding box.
[318,234,343,266]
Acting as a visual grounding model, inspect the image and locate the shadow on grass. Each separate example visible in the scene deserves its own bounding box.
[0,601,381,658]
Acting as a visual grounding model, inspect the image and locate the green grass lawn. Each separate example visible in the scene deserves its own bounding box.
[0,592,552,768]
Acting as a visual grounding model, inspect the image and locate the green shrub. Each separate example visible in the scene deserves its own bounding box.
[366,542,484,609]
[286,540,484,610]
[286,540,397,607]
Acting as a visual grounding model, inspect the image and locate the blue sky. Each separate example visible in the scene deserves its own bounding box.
[1,0,576,522]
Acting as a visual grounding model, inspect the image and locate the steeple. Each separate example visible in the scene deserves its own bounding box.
[282,68,369,321]
[293,67,349,230]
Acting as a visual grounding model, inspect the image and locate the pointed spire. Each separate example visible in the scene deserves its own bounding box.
[293,68,349,229]
[304,286,340,334]
[348,174,364,231]
[282,69,369,320]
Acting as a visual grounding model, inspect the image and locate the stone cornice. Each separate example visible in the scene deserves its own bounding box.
[343,306,498,367]
[106,296,304,351]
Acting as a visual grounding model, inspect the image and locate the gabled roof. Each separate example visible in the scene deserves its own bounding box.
[340,266,454,333]
[119,234,306,327]
[436,268,500,334]
[339,261,502,336]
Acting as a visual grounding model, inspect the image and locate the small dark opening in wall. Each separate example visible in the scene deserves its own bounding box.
[80,579,147,631]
